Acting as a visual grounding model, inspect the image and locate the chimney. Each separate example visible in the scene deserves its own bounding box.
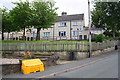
[62,12,67,16]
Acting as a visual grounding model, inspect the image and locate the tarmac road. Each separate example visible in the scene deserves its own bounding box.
[51,51,118,78]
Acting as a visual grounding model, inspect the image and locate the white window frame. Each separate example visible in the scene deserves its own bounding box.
[43,32,50,37]
[58,22,67,27]
[72,31,78,37]
[72,22,78,26]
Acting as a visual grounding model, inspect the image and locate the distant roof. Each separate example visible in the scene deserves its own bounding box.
[91,27,103,30]
[57,14,84,22]
[84,27,103,31]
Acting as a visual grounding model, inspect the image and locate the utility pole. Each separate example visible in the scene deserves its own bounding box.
[70,20,72,40]
[88,0,92,58]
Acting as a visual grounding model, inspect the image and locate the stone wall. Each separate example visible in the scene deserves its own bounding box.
[1,59,57,76]
[56,47,115,60]
[2,64,21,75]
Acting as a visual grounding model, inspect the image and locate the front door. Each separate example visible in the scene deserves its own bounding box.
[79,35,82,40]
[84,35,87,40]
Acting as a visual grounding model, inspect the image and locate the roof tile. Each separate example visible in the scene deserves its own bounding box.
[57,14,84,22]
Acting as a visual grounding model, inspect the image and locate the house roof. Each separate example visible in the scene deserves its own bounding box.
[91,27,103,31]
[57,14,84,22]
[84,27,103,31]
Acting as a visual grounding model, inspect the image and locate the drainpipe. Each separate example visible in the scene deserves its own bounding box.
[53,25,55,40]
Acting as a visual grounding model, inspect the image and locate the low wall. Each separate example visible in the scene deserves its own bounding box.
[56,47,115,60]
[2,64,21,75]
[1,59,57,76]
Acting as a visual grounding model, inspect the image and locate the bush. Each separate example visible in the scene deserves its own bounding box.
[91,36,96,42]
[92,34,105,42]
[108,38,114,41]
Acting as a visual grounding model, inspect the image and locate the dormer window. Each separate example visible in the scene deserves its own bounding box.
[58,22,67,27]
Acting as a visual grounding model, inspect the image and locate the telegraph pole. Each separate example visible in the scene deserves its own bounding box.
[88,0,92,58]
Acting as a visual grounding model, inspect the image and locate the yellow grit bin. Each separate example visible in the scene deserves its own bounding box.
[21,59,44,74]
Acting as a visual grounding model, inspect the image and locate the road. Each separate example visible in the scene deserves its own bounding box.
[51,52,118,78]
[2,50,118,79]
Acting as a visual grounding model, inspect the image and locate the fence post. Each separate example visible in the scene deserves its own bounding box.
[62,43,64,51]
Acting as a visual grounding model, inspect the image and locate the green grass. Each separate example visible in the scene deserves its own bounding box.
[2,40,90,51]
[1,40,51,43]
[2,40,89,43]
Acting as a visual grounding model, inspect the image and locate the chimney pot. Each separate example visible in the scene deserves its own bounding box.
[62,12,67,16]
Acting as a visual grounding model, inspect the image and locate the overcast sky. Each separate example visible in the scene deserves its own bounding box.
[0,0,94,26]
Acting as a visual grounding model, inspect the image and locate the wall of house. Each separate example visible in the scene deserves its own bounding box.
[39,20,85,40]
[40,28,54,40]
[71,20,85,40]
[79,30,89,40]
[54,21,71,40]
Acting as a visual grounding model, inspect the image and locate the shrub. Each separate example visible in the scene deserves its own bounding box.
[92,34,105,42]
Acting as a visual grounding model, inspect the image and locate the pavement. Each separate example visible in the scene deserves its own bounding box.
[2,50,118,79]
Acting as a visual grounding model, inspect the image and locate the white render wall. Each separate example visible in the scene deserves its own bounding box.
[40,20,85,40]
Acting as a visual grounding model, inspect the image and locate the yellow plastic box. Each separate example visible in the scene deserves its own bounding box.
[21,59,44,74]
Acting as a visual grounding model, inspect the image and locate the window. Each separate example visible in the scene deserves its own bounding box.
[10,34,13,38]
[79,26,83,31]
[59,31,66,37]
[43,32,50,37]
[33,33,37,38]
[72,31,78,37]
[84,35,87,40]
[15,32,18,34]
[58,22,66,27]
[72,22,78,26]
[4,34,6,38]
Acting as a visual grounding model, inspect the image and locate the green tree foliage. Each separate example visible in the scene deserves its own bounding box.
[9,0,31,40]
[91,1,120,38]
[92,34,105,42]
[1,8,7,40]
[1,7,16,40]
[1,0,58,40]
[29,0,58,40]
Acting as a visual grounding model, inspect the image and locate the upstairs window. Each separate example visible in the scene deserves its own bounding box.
[43,32,50,37]
[72,22,78,26]
[59,31,66,37]
[58,22,67,27]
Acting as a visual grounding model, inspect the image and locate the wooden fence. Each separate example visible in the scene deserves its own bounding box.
[1,40,118,52]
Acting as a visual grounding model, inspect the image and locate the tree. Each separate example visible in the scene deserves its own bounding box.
[1,8,7,40]
[29,0,58,40]
[91,1,120,38]
[1,7,14,40]
[9,0,32,40]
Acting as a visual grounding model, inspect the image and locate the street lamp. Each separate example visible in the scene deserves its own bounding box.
[88,0,92,58]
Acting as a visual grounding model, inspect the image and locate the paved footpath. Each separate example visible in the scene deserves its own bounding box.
[2,50,118,79]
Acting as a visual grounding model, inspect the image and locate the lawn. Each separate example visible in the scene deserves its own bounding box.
[1,40,89,43]
[2,40,89,51]
[1,40,51,43]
